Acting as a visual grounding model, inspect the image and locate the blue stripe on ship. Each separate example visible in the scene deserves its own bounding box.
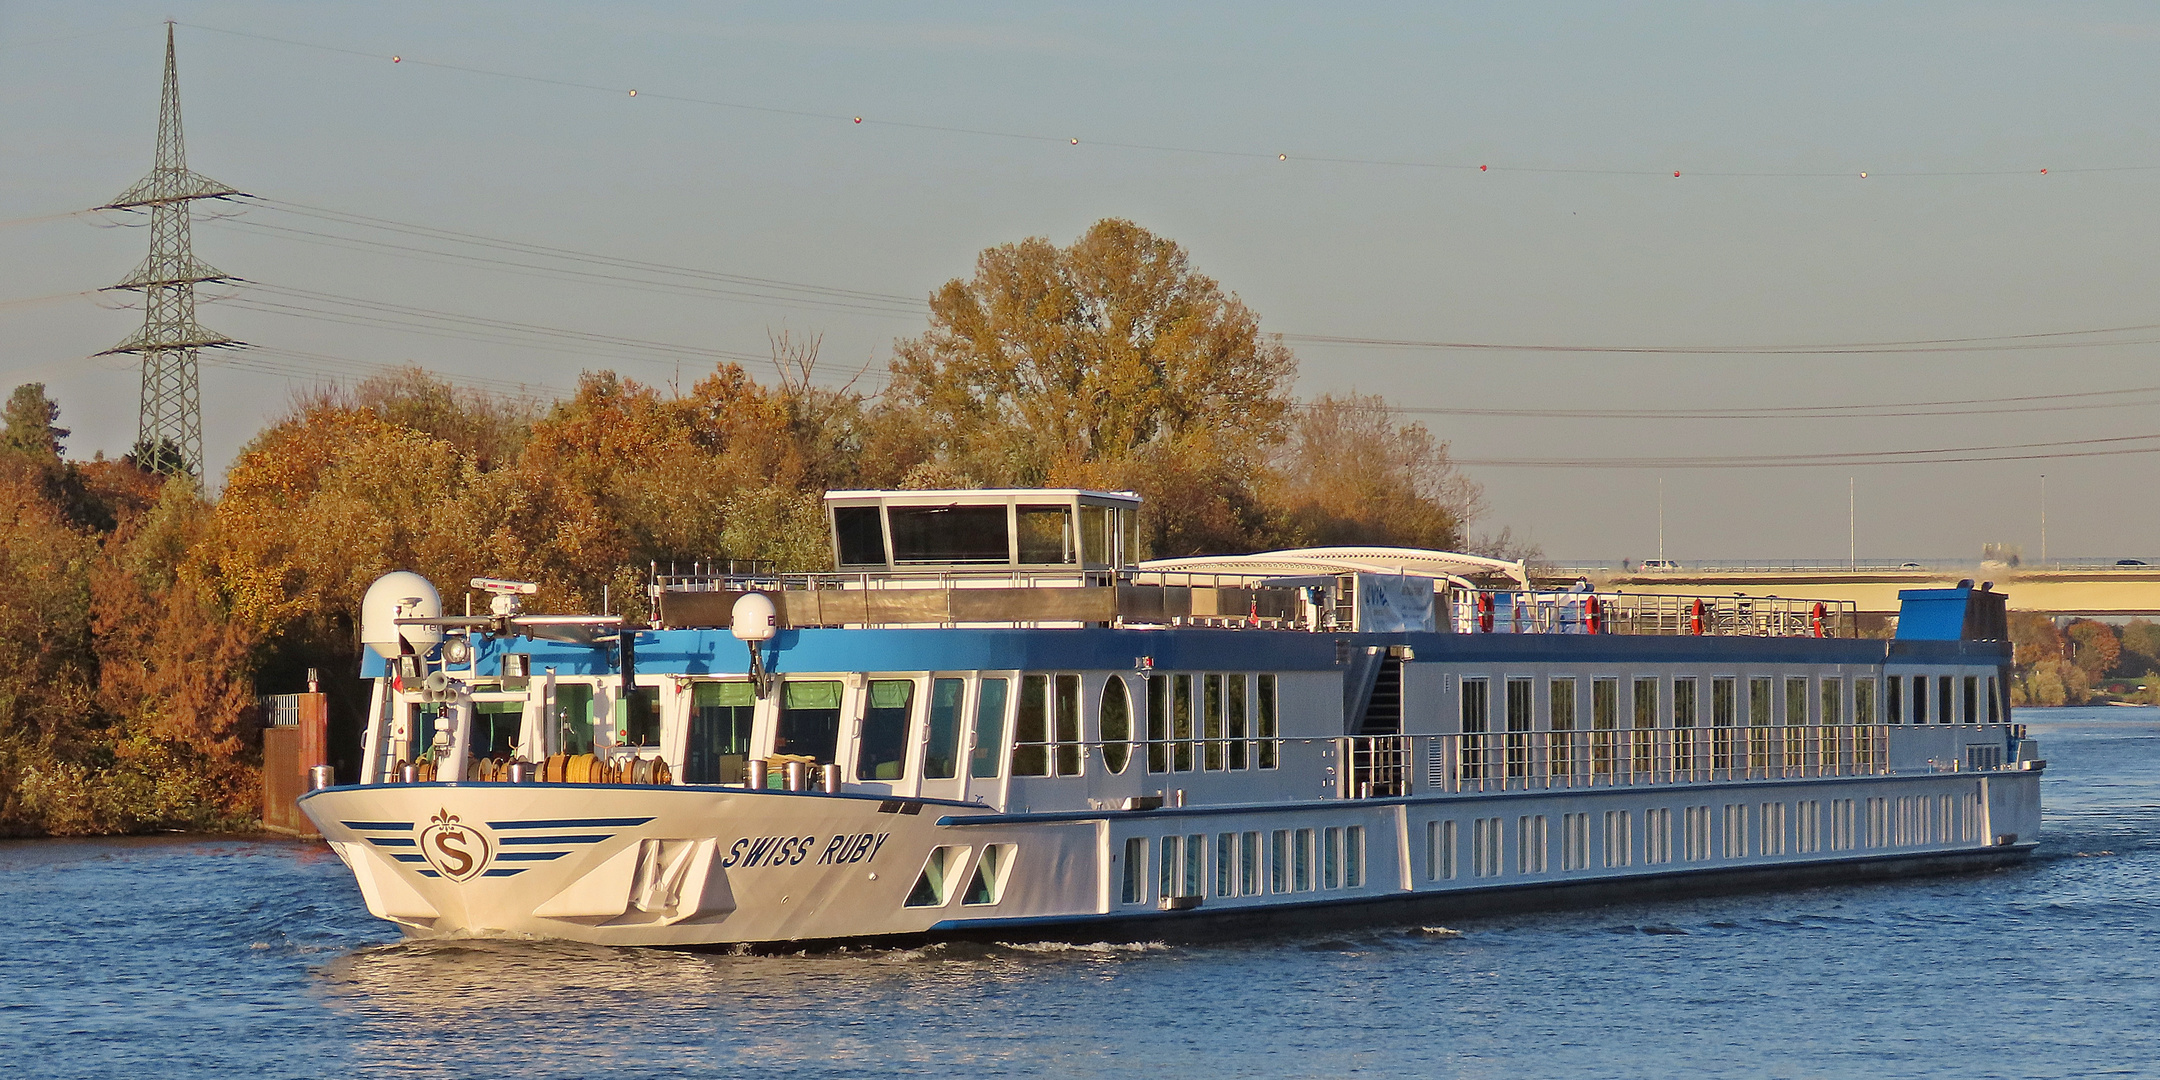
[499,835,610,846]
[486,817,653,830]
[341,821,412,831]
[391,854,427,863]
[496,851,568,861]
[367,837,416,847]
[482,868,527,877]
[416,869,440,877]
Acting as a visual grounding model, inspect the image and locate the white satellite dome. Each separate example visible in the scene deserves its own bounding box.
[361,571,443,659]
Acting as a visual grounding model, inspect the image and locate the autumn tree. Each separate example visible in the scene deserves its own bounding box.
[2118,619,2160,676]
[3,383,65,462]
[1270,392,1483,550]
[2065,619,2121,682]
[885,218,1297,555]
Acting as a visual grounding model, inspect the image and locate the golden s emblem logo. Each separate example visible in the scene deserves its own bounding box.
[417,808,492,882]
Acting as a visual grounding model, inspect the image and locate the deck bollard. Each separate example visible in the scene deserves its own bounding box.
[506,760,529,784]
[399,761,418,784]
[747,757,768,789]
[308,765,336,791]
[785,760,809,791]
[819,764,842,793]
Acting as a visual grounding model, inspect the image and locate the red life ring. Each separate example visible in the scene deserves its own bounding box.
[1811,601,1828,638]
[1476,592,1494,633]
[1584,595,1602,635]
[1689,598,1706,635]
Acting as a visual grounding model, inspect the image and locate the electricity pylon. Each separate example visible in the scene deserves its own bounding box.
[98,22,245,480]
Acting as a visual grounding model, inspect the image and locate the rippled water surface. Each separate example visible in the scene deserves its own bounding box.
[7,709,2156,1079]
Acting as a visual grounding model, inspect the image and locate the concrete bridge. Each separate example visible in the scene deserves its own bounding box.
[1547,564,2160,621]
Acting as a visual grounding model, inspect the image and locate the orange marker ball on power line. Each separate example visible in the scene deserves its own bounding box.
[628,89,637,96]
[2040,168,2048,174]
[1479,164,1487,171]
[391,56,401,63]
[854,117,862,123]
[1071,138,1079,145]
[1673,170,1681,177]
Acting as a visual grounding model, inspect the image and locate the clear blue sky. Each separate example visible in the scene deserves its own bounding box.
[6,2,2160,562]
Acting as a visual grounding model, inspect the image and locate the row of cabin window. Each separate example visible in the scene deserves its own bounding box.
[1428,792,1983,878]
[1456,672,2001,733]
[1009,672,1284,777]
[1139,673,1281,775]
[1119,826,1366,904]
[669,672,1283,786]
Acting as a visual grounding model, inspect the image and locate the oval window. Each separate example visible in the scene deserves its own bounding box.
[1100,676,1133,774]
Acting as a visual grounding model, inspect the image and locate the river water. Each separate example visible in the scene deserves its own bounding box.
[5,708,2154,1080]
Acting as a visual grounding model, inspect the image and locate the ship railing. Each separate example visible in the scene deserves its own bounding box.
[1339,725,1910,797]
[1448,591,1859,638]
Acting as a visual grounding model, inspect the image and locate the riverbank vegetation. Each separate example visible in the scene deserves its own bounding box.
[2009,612,2160,706]
[0,219,1493,835]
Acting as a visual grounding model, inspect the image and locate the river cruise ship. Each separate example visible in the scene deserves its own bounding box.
[302,488,2043,947]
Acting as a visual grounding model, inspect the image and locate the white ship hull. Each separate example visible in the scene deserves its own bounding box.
[306,765,2041,948]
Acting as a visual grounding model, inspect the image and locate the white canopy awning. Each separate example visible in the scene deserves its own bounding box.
[1138,546,1530,589]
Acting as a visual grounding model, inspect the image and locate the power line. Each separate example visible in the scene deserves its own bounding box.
[203,215,925,320]
[1282,326,2160,356]
[175,20,2158,181]
[1455,432,2160,469]
[252,199,926,308]
[1312,383,2160,421]
[233,199,2160,360]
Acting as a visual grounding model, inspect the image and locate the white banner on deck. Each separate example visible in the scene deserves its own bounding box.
[1354,573,1437,633]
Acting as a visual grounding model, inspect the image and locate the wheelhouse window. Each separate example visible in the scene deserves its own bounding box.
[888,505,1008,565]
[1855,678,1877,725]
[1937,676,1953,724]
[1257,674,1279,769]
[554,683,594,756]
[1016,505,1075,565]
[1100,676,1133,774]
[833,505,885,567]
[969,677,1008,779]
[923,678,965,779]
[473,700,523,759]
[856,679,915,781]
[1080,504,1113,566]
[620,686,661,747]
[776,681,844,765]
[1888,674,1903,724]
[687,681,755,784]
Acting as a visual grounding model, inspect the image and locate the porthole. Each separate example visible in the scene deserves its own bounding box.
[1100,676,1133,774]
